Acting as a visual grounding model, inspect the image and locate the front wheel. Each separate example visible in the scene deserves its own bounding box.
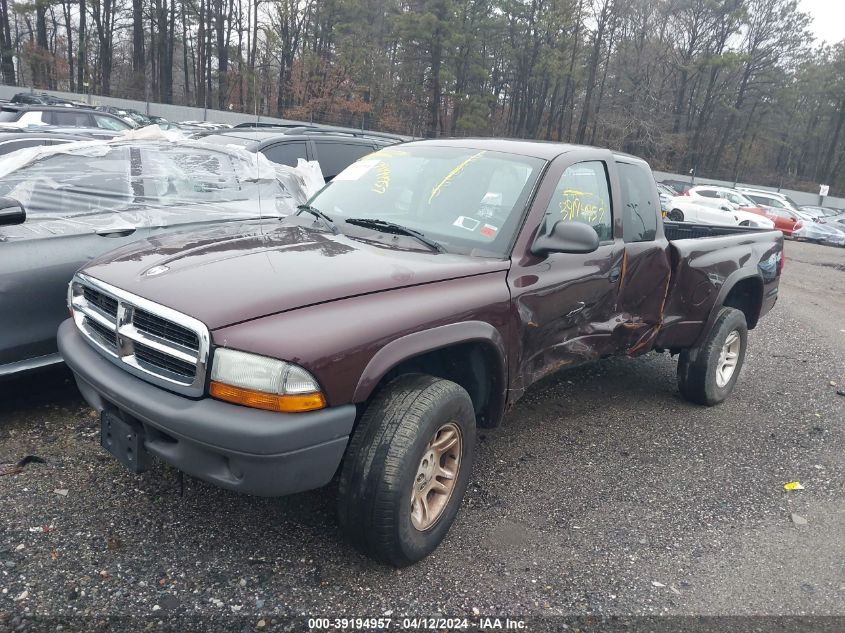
[667,209,684,222]
[677,307,748,406]
[337,374,475,566]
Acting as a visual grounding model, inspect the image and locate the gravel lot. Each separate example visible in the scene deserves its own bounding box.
[1,239,843,631]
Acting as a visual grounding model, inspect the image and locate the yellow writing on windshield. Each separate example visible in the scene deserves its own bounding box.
[428,151,486,204]
[559,188,607,224]
[371,161,391,195]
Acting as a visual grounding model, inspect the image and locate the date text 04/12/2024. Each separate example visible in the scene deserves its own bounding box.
[307,617,527,630]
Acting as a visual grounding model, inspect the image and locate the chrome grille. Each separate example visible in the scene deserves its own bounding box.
[133,308,199,351]
[69,274,210,396]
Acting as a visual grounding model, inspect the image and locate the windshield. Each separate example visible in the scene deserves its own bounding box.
[306,145,544,256]
[725,191,754,206]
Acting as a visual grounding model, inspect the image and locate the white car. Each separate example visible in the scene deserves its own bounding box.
[666,196,774,229]
[736,187,804,212]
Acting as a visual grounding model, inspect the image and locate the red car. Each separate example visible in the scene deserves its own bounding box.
[741,206,802,236]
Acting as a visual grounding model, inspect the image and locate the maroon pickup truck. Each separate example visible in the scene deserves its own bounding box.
[58,139,783,566]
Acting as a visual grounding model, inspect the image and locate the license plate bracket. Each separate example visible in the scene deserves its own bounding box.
[100,410,150,473]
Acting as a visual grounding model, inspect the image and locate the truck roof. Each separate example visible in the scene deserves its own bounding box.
[402,137,647,164]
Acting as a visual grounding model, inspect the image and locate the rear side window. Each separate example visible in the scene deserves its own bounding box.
[617,162,658,242]
[696,189,718,198]
[748,194,784,209]
[314,142,374,179]
[17,111,47,125]
[51,110,93,127]
[0,110,19,121]
[261,141,308,167]
[545,160,612,241]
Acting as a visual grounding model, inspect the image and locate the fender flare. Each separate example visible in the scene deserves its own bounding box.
[351,321,507,404]
[693,269,762,349]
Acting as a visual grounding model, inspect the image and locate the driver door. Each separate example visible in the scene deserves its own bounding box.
[507,153,623,393]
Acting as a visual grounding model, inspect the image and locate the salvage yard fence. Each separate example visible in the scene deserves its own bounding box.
[2,86,843,210]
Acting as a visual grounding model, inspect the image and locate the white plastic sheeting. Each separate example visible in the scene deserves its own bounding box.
[0,127,327,244]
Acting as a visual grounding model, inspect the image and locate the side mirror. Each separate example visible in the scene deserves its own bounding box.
[0,197,25,227]
[531,219,600,256]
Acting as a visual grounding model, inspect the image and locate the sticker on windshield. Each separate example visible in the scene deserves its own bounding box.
[480,224,498,239]
[334,159,379,182]
[453,216,480,231]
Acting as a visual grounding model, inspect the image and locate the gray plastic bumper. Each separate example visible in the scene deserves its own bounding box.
[58,319,356,496]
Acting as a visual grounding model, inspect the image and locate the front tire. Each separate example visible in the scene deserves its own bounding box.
[677,307,748,406]
[668,209,684,222]
[337,374,475,566]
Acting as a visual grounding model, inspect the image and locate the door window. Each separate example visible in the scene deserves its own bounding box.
[697,189,718,198]
[544,160,612,241]
[0,138,53,155]
[314,142,375,179]
[617,162,657,242]
[94,114,130,130]
[261,141,308,167]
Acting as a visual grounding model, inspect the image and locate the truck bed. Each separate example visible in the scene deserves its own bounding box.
[663,221,774,241]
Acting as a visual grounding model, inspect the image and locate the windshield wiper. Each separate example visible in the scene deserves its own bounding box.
[345,218,444,253]
[295,204,339,235]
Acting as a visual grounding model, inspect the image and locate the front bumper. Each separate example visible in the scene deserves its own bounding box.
[58,319,356,496]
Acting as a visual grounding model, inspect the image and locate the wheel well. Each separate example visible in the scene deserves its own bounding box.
[372,342,505,428]
[723,277,763,329]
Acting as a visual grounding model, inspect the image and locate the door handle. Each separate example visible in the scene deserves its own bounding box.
[95,227,136,238]
[566,302,586,318]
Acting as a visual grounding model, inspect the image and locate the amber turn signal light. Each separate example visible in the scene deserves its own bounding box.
[209,381,326,413]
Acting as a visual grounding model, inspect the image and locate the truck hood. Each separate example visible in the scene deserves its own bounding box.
[80,221,509,330]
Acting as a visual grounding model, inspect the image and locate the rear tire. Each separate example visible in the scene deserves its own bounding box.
[677,307,748,406]
[337,374,475,566]
[668,209,684,222]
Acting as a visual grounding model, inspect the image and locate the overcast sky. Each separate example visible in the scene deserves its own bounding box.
[802,0,845,45]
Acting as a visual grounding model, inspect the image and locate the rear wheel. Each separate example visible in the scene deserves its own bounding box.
[667,209,684,222]
[677,307,748,406]
[337,374,475,566]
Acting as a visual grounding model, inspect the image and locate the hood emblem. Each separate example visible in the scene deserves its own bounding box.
[143,265,170,277]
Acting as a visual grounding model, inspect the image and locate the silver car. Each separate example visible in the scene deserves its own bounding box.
[0,137,308,377]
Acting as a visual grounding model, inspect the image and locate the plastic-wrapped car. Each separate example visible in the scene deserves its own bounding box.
[0,127,323,377]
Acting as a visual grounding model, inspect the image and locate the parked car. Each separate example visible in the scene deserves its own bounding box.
[748,205,803,236]
[59,139,783,566]
[0,105,132,131]
[792,209,845,246]
[666,196,774,228]
[10,92,76,106]
[660,178,694,194]
[655,182,676,213]
[0,135,319,377]
[95,106,151,127]
[196,126,403,179]
[736,187,803,212]
[800,205,840,220]
[686,185,757,211]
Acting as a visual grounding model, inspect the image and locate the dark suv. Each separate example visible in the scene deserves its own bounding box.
[197,126,405,179]
[0,105,132,131]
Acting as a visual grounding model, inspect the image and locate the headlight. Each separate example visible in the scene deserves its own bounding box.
[209,348,326,412]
